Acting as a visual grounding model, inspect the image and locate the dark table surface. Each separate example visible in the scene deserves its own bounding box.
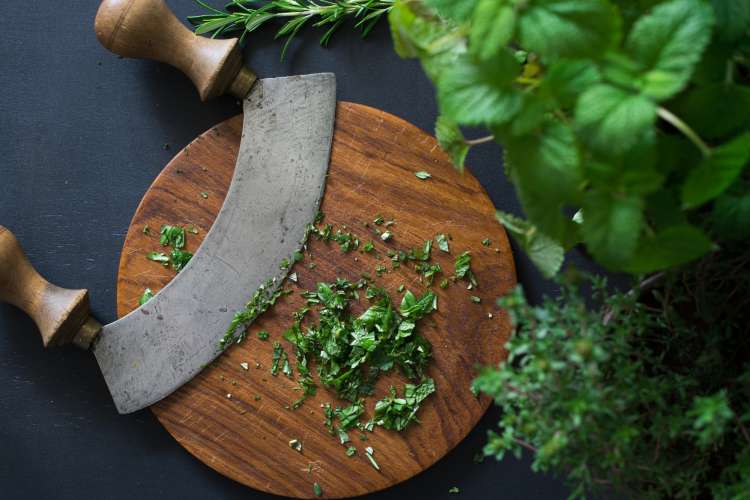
[0,1,569,498]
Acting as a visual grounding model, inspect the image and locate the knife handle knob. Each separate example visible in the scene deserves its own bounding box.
[0,226,101,349]
[94,0,256,100]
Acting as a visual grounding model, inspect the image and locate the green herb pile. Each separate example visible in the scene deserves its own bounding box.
[474,247,750,498]
[190,0,394,58]
[283,279,436,406]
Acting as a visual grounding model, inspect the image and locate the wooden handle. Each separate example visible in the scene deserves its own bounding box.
[94,0,256,100]
[0,226,101,349]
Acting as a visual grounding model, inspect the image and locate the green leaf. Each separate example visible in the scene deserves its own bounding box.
[424,0,479,23]
[682,133,750,209]
[389,2,461,60]
[415,171,432,180]
[504,121,582,243]
[437,52,523,126]
[518,0,621,61]
[712,190,750,241]
[146,251,169,263]
[674,83,750,141]
[581,191,644,269]
[711,0,750,42]
[575,84,657,155]
[496,211,565,277]
[435,115,470,170]
[139,288,154,306]
[470,0,516,61]
[626,225,713,273]
[542,59,601,108]
[435,233,450,253]
[626,0,715,100]
[510,94,552,136]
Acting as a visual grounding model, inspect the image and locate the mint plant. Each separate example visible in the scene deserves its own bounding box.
[390,0,750,276]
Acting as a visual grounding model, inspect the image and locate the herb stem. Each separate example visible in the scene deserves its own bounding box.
[465,135,495,146]
[657,107,711,158]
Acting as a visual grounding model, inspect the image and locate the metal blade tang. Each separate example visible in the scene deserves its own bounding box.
[94,74,336,414]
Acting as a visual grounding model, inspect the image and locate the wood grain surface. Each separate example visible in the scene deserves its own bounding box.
[116,102,516,498]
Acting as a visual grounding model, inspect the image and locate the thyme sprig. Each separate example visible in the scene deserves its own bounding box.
[189,0,394,59]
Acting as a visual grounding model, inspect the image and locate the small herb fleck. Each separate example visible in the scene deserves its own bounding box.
[449,486,460,494]
[200,191,209,199]
[415,171,431,180]
[482,238,491,246]
[139,288,154,306]
[257,330,269,340]
[380,231,392,242]
[146,251,169,264]
[363,240,375,253]
[143,224,150,235]
[435,233,450,253]
[289,439,303,452]
[346,446,357,457]
[373,215,384,225]
[470,296,481,303]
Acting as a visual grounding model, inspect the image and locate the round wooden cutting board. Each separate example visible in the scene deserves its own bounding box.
[116,102,516,498]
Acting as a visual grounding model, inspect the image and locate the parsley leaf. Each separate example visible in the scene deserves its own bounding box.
[373,378,436,431]
[435,233,450,253]
[455,251,478,287]
[139,288,154,306]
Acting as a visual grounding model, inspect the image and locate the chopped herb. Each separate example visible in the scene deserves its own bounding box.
[313,482,322,497]
[373,215,384,225]
[435,233,450,253]
[439,278,449,289]
[170,249,193,272]
[200,191,208,199]
[220,279,292,348]
[482,238,491,246]
[470,296,481,303]
[346,446,357,457]
[380,231,392,242]
[146,251,169,264]
[143,224,150,235]
[160,225,186,249]
[289,439,303,452]
[187,224,199,234]
[372,378,436,431]
[254,395,262,401]
[307,262,317,269]
[293,251,304,262]
[398,284,405,293]
[415,262,442,285]
[240,362,249,370]
[280,258,290,270]
[363,240,375,253]
[384,220,396,227]
[323,403,336,435]
[337,427,350,444]
[415,171,431,180]
[289,272,298,283]
[271,341,293,378]
[139,288,154,306]
[449,486,460,494]
[257,330,269,340]
[375,264,387,276]
[365,447,380,471]
[336,401,365,430]
[455,251,478,288]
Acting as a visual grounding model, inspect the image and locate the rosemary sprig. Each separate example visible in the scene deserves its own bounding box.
[189,0,394,59]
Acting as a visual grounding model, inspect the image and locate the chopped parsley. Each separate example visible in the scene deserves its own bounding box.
[414,171,431,180]
[365,447,380,471]
[200,191,209,199]
[160,225,186,249]
[170,249,192,271]
[363,240,375,253]
[143,224,150,235]
[449,486,460,494]
[415,262,441,285]
[372,378,436,431]
[455,251,478,288]
[219,278,292,349]
[139,288,154,306]
[257,330,269,341]
[146,251,169,264]
[470,295,481,303]
[313,482,322,497]
[279,258,290,270]
[282,280,436,406]
[271,341,292,378]
[380,231,392,242]
[346,446,357,457]
[435,233,450,253]
[482,238,491,246]
[373,215,384,225]
[289,439,303,452]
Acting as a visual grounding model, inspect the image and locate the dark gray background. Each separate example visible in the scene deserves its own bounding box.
[0,1,567,498]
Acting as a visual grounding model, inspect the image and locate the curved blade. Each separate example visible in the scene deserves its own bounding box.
[94,74,336,414]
